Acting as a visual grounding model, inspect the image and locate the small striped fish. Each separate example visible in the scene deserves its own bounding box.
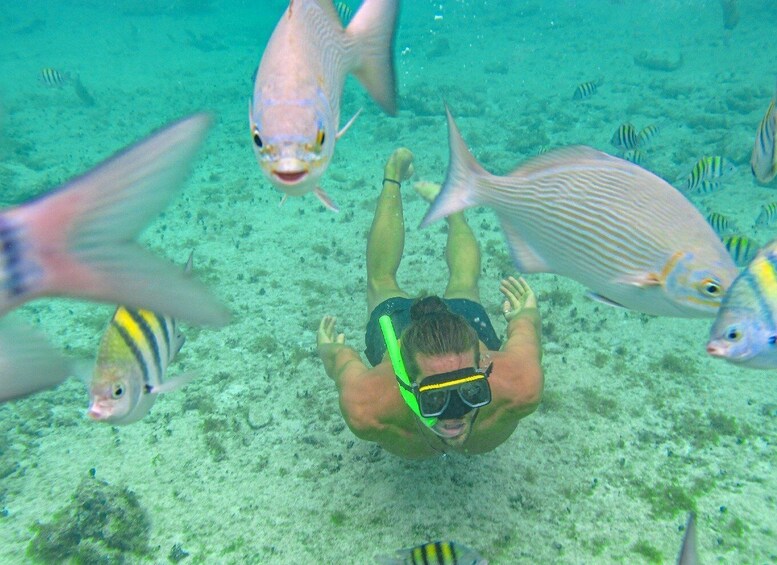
[707,237,777,369]
[690,180,721,195]
[375,541,486,565]
[754,202,777,227]
[706,212,736,235]
[750,79,777,184]
[637,124,660,146]
[335,1,353,24]
[721,234,760,267]
[424,106,739,318]
[623,149,646,166]
[536,144,551,155]
[684,156,735,190]
[610,123,639,151]
[87,254,195,425]
[39,67,69,87]
[572,78,602,100]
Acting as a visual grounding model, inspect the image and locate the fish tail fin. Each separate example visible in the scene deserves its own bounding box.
[0,319,73,402]
[346,0,399,115]
[420,105,488,227]
[9,114,230,327]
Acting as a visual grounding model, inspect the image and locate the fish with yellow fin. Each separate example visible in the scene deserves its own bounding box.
[87,253,198,425]
[423,106,738,318]
[250,0,399,212]
[751,78,777,184]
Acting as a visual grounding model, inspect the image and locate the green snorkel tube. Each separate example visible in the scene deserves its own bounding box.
[379,315,437,428]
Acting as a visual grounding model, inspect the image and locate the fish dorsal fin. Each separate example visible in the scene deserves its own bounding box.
[499,219,550,273]
[336,108,362,140]
[508,145,617,179]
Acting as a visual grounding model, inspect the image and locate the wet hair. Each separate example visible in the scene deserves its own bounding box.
[399,296,480,380]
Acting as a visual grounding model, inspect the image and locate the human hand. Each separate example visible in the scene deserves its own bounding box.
[317,315,345,348]
[383,148,415,184]
[499,276,537,321]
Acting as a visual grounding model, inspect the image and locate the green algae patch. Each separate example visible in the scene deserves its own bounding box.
[27,475,151,563]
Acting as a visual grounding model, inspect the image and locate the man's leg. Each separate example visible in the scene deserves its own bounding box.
[414,182,481,303]
[366,149,415,314]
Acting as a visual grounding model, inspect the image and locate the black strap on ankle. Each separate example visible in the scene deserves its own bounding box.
[382,178,401,187]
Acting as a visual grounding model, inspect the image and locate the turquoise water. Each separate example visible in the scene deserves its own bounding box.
[1,0,776,562]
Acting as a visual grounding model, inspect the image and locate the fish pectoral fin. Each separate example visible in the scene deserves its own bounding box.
[336,108,363,140]
[150,372,197,395]
[585,291,628,309]
[314,187,340,212]
[501,221,550,272]
[615,272,663,287]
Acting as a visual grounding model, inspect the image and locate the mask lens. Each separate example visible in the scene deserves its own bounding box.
[458,379,490,407]
[419,390,448,417]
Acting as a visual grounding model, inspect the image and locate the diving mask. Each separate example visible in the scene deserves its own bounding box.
[411,363,493,419]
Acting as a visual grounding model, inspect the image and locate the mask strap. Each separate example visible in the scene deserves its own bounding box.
[378,315,437,427]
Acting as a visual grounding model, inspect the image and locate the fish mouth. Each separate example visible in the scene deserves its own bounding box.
[273,170,308,184]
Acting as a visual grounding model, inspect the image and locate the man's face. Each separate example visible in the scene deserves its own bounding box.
[414,350,479,445]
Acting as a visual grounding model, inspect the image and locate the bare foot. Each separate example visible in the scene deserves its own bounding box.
[413,180,441,202]
[384,148,415,184]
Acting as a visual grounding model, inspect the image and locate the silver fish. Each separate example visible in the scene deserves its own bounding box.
[249,0,399,211]
[423,106,739,318]
[0,114,228,325]
[707,237,777,368]
[751,78,777,184]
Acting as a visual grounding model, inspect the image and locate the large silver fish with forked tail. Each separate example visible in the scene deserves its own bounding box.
[422,107,739,318]
[249,0,399,212]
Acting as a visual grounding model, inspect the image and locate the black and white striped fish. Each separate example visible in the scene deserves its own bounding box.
[751,78,777,184]
[755,202,777,227]
[572,78,602,100]
[87,255,195,425]
[610,123,639,151]
[39,67,70,87]
[706,212,736,236]
[683,156,735,191]
[637,124,660,146]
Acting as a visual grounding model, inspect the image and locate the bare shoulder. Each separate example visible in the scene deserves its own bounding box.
[486,348,543,408]
[338,362,408,435]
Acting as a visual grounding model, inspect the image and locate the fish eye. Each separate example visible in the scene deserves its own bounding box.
[700,278,722,297]
[251,128,263,149]
[112,384,124,398]
[769,336,777,346]
[725,326,741,341]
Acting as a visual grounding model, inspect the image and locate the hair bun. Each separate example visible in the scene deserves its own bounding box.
[409,296,449,321]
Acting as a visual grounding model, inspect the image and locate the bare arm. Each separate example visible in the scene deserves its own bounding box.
[496,276,543,414]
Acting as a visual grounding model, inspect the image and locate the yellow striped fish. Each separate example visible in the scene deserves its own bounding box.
[335,1,353,24]
[87,254,195,425]
[755,202,777,227]
[375,541,486,565]
[39,67,69,87]
[637,124,660,146]
[721,234,760,267]
[706,211,735,235]
[572,78,602,100]
[707,238,777,369]
[424,106,739,318]
[610,123,639,151]
[684,156,735,190]
[750,79,777,184]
